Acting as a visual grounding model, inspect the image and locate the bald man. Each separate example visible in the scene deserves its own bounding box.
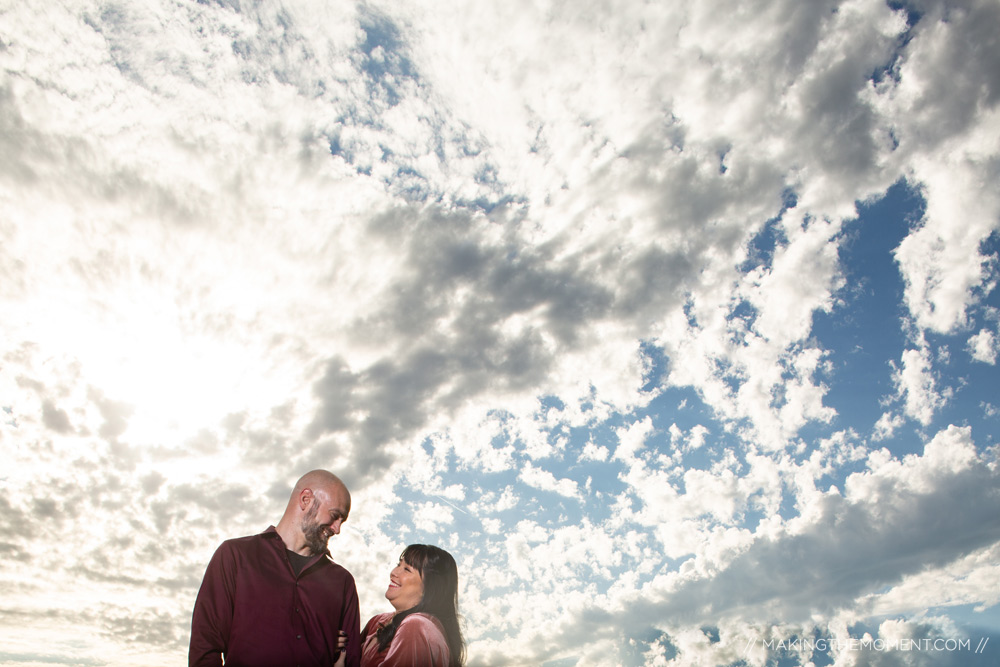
[189,471,361,667]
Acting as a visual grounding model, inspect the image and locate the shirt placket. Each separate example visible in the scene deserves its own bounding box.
[288,552,324,666]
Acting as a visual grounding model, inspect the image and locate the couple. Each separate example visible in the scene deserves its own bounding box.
[189,470,465,667]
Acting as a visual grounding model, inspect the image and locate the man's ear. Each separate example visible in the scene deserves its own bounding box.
[299,488,313,510]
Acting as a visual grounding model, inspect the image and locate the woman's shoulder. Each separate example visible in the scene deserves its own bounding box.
[398,612,446,635]
[395,613,450,658]
[363,611,394,635]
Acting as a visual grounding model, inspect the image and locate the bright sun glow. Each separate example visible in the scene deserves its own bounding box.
[45,285,290,445]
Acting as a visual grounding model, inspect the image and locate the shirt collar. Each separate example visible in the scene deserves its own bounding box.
[261,525,333,560]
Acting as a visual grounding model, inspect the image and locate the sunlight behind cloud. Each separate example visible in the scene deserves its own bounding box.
[40,285,287,444]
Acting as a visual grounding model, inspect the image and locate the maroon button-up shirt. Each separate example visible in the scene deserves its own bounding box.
[189,527,361,667]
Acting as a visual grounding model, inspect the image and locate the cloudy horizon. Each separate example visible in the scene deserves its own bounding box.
[2,0,999,665]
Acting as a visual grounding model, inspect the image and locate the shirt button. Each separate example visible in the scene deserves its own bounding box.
[297,635,302,639]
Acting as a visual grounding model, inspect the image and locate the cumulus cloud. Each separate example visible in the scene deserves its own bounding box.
[883,0,1000,335]
[967,329,998,364]
[581,439,610,462]
[543,427,1000,659]
[873,410,906,442]
[891,344,951,426]
[518,461,582,500]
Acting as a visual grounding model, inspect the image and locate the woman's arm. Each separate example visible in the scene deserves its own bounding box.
[333,630,347,667]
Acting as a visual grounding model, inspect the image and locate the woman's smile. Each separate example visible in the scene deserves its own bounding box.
[384,558,424,611]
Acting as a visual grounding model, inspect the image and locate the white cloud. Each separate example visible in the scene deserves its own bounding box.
[580,439,610,462]
[686,424,710,452]
[517,462,581,500]
[865,542,1000,617]
[881,0,1000,335]
[873,410,905,442]
[614,417,655,462]
[412,501,455,533]
[493,486,518,513]
[552,426,1000,657]
[745,214,844,347]
[892,344,950,426]
[480,517,502,535]
[967,328,998,364]
[669,423,710,453]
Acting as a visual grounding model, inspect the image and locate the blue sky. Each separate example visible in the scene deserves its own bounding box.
[1,0,999,665]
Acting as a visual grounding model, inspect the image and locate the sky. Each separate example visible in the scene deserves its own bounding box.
[1,0,999,665]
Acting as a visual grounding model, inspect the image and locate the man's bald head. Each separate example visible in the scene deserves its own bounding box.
[291,470,350,508]
[277,470,352,555]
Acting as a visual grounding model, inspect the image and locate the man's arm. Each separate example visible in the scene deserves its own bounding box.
[341,574,362,667]
[188,543,235,667]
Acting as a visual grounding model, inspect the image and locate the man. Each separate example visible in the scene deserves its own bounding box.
[189,470,361,667]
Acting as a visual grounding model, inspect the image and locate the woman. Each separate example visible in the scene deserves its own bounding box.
[340,544,465,667]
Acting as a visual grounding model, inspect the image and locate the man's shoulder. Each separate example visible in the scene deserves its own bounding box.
[221,528,267,543]
[316,555,358,583]
[215,528,278,553]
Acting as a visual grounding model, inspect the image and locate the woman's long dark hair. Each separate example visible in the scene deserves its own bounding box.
[376,544,466,666]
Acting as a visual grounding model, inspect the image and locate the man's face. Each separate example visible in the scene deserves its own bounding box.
[300,485,350,555]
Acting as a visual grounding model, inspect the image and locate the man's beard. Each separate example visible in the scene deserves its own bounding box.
[301,499,331,554]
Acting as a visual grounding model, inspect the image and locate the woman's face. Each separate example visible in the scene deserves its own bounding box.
[385,557,424,611]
